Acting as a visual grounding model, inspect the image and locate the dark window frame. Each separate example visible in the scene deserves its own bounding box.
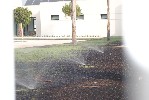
[51,15,59,20]
[101,14,107,19]
[77,15,84,20]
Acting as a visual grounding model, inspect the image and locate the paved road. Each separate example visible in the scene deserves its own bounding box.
[14,40,85,48]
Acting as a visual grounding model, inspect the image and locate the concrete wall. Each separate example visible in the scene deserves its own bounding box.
[110,0,122,36]
[24,0,122,37]
[13,0,22,8]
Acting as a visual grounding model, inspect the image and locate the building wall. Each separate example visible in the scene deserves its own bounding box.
[24,0,122,37]
[110,0,122,36]
[13,0,22,8]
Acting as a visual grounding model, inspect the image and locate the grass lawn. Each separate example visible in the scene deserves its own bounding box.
[15,36,123,62]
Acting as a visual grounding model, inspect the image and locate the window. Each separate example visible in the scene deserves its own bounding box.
[51,15,59,20]
[101,14,107,19]
[31,17,36,31]
[77,15,84,20]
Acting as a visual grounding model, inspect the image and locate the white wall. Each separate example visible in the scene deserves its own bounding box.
[110,0,122,36]
[13,0,22,8]
[39,0,106,37]
[25,0,122,37]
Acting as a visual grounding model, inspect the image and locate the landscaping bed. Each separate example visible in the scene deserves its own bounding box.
[15,37,128,100]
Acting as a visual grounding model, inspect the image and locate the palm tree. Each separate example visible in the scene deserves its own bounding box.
[107,0,110,41]
[71,0,77,45]
[14,7,32,37]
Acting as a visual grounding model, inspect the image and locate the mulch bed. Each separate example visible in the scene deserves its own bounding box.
[16,40,129,100]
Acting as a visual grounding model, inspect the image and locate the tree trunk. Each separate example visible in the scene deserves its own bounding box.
[72,0,77,45]
[107,0,110,41]
[17,23,23,37]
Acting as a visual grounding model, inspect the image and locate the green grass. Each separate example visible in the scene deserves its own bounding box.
[15,36,122,62]
[15,45,82,62]
[77,36,123,45]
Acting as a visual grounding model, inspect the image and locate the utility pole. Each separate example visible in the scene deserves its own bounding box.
[72,0,77,45]
[107,0,110,41]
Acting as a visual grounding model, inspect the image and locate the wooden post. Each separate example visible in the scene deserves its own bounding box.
[107,0,110,41]
[72,0,77,45]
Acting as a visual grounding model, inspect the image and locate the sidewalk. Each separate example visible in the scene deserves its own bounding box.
[14,40,85,48]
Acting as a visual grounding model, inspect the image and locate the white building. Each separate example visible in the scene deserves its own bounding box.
[16,0,122,38]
